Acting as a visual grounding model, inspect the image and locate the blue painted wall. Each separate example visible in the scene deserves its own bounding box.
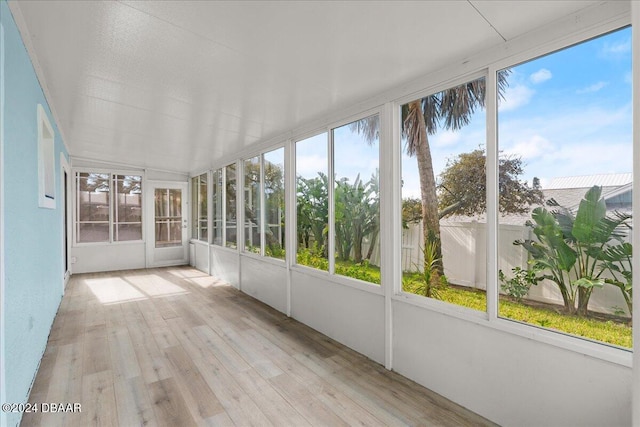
[1,2,69,426]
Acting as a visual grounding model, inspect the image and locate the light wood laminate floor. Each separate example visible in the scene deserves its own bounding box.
[21,266,495,427]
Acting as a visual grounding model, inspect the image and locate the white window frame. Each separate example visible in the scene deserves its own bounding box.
[190,171,209,243]
[390,27,634,366]
[73,168,144,246]
[37,104,55,209]
[292,108,383,292]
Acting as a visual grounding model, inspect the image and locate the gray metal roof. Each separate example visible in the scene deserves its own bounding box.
[545,173,632,189]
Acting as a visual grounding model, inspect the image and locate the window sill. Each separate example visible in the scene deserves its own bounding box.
[73,240,145,247]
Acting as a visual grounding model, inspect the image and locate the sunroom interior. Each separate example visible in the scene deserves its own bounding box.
[1,1,639,426]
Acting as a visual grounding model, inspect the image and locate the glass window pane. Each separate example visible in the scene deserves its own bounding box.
[116,224,142,241]
[169,189,182,217]
[198,173,208,242]
[264,148,285,260]
[225,163,237,249]
[212,168,223,245]
[296,133,328,270]
[113,175,142,242]
[78,223,109,243]
[333,115,380,285]
[76,172,110,243]
[401,77,487,309]
[244,157,261,253]
[191,176,199,240]
[497,28,632,348]
[155,188,182,248]
[155,189,167,217]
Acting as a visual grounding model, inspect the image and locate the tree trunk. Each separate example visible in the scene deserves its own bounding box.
[408,100,442,273]
[577,287,592,316]
[354,238,363,263]
[365,228,378,260]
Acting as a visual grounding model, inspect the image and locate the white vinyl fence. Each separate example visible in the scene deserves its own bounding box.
[401,221,630,317]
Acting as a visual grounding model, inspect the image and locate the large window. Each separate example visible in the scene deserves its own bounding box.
[497,28,632,348]
[212,168,223,245]
[113,175,142,241]
[244,156,261,253]
[264,148,285,259]
[242,148,285,259]
[191,173,208,242]
[295,114,380,285]
[76,172,143,243]
[400,77,487,309]
[296,133,329,270]
[333,117,380,283]
[77,172,110,243]
[225,163,237,249]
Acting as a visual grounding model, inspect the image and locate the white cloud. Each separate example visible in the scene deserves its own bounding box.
[432,130,461,147]
[296,154,327,178]
[529,69,552,84]
[601,39,631,56]
[576,81,608,94]
[498,103,632,184]
[498,85,534,112]
[503,135,554,161]
[624,72,632,84]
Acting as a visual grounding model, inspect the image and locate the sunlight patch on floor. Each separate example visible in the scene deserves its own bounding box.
[85,277,147,305]
[167,268,206,279]
[124,274,188,297]
[187,276,224,288]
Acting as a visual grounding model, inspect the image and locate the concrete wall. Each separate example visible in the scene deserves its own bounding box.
[0,2,69,425]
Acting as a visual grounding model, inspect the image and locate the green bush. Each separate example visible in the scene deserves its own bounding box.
[499,267,543,302]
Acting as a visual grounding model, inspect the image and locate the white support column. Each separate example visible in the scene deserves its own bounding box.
[236,160,243,290]
[485,67,499,321]
[222,167,227,249]
[285,140,295,317]
[328,131,335,275]
[259,155,266,257]
[207,170,212,276]
[632,2,640,425]
[381,102,400,370]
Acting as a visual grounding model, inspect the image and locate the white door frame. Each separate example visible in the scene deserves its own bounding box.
[60,154,71,287]
[145,180,189,267]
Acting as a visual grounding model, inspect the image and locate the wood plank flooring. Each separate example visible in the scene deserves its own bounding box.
[21,266,495,427]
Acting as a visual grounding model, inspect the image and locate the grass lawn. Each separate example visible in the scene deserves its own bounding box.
[404,279,632,349]
[297,252,632,348]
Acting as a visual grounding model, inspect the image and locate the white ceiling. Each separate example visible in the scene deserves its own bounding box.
[10,0,599,173]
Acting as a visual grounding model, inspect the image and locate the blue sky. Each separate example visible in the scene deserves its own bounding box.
[297,26,632,200]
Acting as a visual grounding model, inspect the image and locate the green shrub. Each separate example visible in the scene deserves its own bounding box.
[499,267,543,302]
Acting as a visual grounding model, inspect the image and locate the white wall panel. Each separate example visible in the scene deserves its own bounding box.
[71,243,145,273]
[240,255,287,313]
[291,270,385,364]
[193,241,209,273]
[392,300,632,427]
[210,245,239,288]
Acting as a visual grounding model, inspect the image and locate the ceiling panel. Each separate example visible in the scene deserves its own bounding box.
[10,0,600,173]
[469,0,600,40]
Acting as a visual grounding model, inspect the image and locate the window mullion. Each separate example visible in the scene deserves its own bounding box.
[486,67,498,321]
[222,168,227,246]
[110,175,115,243]
[328,130,335,275]
[260,155,266,256]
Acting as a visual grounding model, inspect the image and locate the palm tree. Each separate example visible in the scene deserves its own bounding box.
[354,73,509,273]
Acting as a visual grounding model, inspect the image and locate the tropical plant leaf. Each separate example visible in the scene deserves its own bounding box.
[572,277,605,289]
[573,186,606,244]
